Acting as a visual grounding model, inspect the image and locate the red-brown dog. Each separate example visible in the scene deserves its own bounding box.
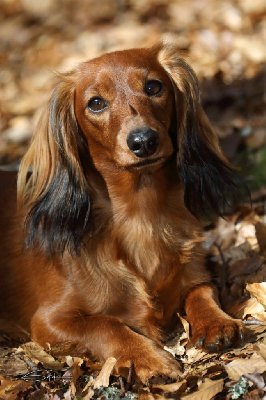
[0,42,245,382]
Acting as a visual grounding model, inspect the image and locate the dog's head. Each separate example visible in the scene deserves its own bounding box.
[18,41,247,255]
[74,48,175,172]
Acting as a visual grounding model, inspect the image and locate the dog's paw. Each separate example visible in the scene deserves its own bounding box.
[114,336,181,383]
[191,315,245,352]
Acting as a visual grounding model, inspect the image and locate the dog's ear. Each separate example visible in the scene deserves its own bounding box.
[158,42,248,217]
[18,72,91,256]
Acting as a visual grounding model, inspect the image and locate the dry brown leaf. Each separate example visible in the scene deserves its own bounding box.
[251,312,266,322]
[164,342,185,358]
[245,263,266,284]
[182,378,224,400]
[138,390,165,400]
[63,381,76,400]
[48,341,80,357]
[152,379,187,393]
[82,375,95,393]
[183,347,211,364]
[93,357,117,389]
[228,258,263,282]
[0,376,32,400]
[62,358,83,386]
[164,333,188,357]
[0,354,28,377]
[230,297,265,319]
[246,283,266,308]
[21,342,64,371]
[164,316,190,358]
[256,343,266,361]
[64,355,84,368]
[179,314,190,337]
[225,353,266,380]
[83,387,95,400]
[246,324,266,339]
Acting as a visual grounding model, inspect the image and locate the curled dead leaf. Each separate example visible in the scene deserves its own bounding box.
[93,357,117,389]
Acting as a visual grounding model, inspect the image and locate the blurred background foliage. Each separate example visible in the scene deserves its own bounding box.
[0,0,265,191]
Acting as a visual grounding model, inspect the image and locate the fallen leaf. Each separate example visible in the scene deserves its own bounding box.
[225,353,266,380]
[138,390,164,399]
[152,379,187,393]
[0,376,32,400]
[183,378,224,400]
[164,331,188,357]
[246,282,266,308]
[62,359,83,386]
[63,381,76,400]
[179,314,190,337]
[245,262,266,284]
[93,357,117,389]
[0,354,28,376]
[64,356,84,368]
[228,257,263,281]
[21,342,64,371]
[82,375,95,393]
[48,341,80,357]
[255,343,266,361]
[251,312,266,322]
[183,347,212,364]
[83,387,95,400]
[229,297,265,319]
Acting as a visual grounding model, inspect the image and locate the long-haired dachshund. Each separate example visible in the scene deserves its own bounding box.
[0,41,246,382]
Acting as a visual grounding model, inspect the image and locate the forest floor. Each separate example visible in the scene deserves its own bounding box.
[0,0,265,398]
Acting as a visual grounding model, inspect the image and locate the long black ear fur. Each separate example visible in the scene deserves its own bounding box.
[19,76,91,257]
[178,110,249,218]
[158,42,249,218]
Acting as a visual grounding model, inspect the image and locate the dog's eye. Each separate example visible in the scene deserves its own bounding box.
[87,97,108,113]
[145,80,163,97]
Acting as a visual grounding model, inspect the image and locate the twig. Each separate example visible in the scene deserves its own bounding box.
[243,319,266,326]
[119,376,125,394]
[214,241,231,293]
[120,361,135,397]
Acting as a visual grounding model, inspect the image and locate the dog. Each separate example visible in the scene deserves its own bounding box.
[0,41,246,382]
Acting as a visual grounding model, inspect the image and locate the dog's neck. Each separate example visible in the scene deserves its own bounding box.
[90,160,192,280]
[102,161,178,217]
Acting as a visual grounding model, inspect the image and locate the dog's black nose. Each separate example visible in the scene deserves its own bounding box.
[127,128,159,158]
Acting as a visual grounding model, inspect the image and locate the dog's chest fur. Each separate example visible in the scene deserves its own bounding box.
[92,169,200,282]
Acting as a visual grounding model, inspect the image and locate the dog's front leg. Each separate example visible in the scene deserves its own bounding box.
[184,284,245,351]
[31,309,180,382]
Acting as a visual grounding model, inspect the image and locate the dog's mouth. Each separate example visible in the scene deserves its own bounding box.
[129,156,165,170]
